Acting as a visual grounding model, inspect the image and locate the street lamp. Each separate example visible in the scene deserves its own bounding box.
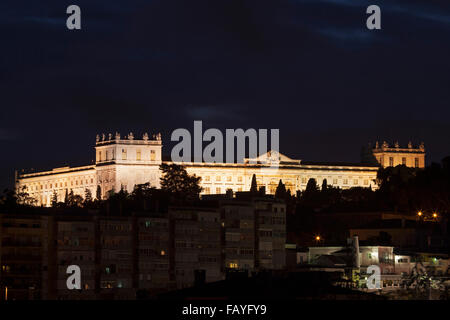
[315,235,323,245]
[417,211,423,217]
[433,212,438,219]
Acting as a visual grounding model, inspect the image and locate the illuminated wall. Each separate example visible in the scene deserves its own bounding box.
[17,134,383,206]
[371,141,425,168]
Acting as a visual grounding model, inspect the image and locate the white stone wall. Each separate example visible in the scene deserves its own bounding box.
[114,164,161,193]
[17,136,379,205]
[17,166,96,206]
[184,163,378,195]
[17,161,378,206]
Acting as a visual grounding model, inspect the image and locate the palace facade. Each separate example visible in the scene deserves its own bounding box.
[15,133,425,207]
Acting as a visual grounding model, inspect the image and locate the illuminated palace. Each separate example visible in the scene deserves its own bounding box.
[15,132,426,207]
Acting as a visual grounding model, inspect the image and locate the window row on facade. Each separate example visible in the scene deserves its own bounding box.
[97,149,156,162]
[25,177,95,192]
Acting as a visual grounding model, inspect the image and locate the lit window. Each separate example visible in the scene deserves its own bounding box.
[238,176,243,182]
[389,157,394,167]
[343,179,348,185]
[122,149,127,160]
[216,176,221,182]
[136,149,141,161]
[333,179,338,184]
[353,179,358,185]
[227,176,232,182]
[216,187,221,194]
[402,157,406,165]
[150,150,155,161]
[205,176,210,182]
[415,158,419,168]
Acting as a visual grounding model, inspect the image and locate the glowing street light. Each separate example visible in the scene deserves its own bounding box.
[433,212,438,218]
[315,235,321,241]
[417,211,423,217]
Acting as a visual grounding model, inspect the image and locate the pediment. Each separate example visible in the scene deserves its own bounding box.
[244,150,301,165]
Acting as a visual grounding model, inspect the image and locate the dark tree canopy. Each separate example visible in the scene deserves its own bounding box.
[321,179,328,191]
[250,174,258,193]
[159,163,202,198]
[51,190,58,207]
[84,188,93,203]
[275,179,287,199]
[16,186,36,206]
[96,185,102,201]
[305,178,319,194]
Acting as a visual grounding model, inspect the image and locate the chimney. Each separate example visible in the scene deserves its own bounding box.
[353,235,360,269]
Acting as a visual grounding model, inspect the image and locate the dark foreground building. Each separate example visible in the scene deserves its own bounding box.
[0,194,286,300]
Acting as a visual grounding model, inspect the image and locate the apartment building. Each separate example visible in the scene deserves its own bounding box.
[0,214,43,300]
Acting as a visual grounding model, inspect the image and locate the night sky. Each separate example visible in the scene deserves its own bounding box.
[1,0,450,190]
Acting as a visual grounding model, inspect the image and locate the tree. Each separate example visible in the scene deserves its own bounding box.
[51,190,58,207]
[96,185,102,201]
[250,174,258,193]
[275,179,287,199]
[131,183,157,210]
[0,189,18,209]
[16,186,36,206]
[305,178,319,194]
[68,189,75,203]
[321,179,328,191]
[84,188,93,203]
[376,165,416,191]
[65,189,83,207]
[71,194,84,207]
[159,163,202,198]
